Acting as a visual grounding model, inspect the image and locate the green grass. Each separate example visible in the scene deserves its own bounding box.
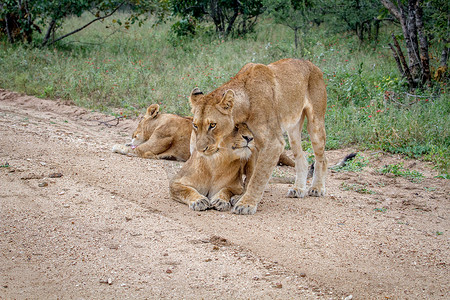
[340,182,375,194]
[379,163,425,183]
[0,13,448,174]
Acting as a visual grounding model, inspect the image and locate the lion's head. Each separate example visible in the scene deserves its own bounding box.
[223,123,255,161]
[189,87,236,156]
[129,103,160,148]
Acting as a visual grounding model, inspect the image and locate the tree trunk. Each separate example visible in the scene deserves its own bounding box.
[41,19,57,47]
[440,44,449,68]
[406,0,420,77]
[415,0,431,83]
[210,0,224,34]
[374,20,380,43]
[225,4,239,37]
[294,27,298,50]
[4,14,14,44]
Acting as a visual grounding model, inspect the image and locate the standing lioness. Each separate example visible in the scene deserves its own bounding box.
[189,58,328,215]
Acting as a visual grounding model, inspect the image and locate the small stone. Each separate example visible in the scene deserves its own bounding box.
[58,191,65,195]
[100,278,113,285]
[38,182,48,187]
[49,172,63,178]
[108,244,119,250]
[299,273,306,277]
[212,246,219,250]
[344,295,353,300]
[166,269,172,274]
[125,217,132,222]
[274,283,283,288]
[40,162,47,166]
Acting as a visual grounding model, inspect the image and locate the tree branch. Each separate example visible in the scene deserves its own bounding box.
[380,0,401,20]
[388,43,405,76]
[391,34,415,88]
[44,1,125,47]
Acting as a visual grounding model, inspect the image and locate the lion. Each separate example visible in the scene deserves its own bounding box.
[112,104,193,161]
[169,123,256,212]
[112,103,295,166]
[189,58,328,215]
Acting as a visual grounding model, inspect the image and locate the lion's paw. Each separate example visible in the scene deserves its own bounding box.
[112,144,130,155]
[230,194,242,207]
[286,187,307,198]
[210,197,231,211]
[232,203,257,215]
[189,197,210,211]
[308,186,326,197]
[231,195,257,215]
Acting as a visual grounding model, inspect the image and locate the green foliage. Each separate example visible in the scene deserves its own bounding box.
[263,0,319,53]
[170,18,196,37]
[423,0,450,46]
[379,163,425,183]
[169,0,264,37]
[327,0,383,43]
[0,0,161,46]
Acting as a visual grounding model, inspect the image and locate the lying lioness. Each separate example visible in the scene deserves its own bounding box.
[112,104,193,161]
[169,123,255,212]
[113,103,295,166]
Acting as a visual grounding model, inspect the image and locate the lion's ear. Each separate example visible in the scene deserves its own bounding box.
[189,87,204,106]
[217,89,234,114]
[147,104,160,118]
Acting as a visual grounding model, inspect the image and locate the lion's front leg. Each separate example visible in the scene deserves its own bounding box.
[210,188,234,211]
[169,180,210,211]
[232,140,284,215]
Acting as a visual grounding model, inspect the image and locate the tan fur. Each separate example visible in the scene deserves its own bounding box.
[112,104,192,161]
[170,124,255,212]
[189,58,328,215]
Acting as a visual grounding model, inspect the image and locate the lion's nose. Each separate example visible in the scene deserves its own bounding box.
[243,135,253,143]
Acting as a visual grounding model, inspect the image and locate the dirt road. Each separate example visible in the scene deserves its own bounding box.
[1,89,448,299]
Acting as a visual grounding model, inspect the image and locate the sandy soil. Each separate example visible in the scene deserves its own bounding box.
[0,89,448,299]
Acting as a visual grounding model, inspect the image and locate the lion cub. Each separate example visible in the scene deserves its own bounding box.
[112,104,192,161]
[169,123,255,212]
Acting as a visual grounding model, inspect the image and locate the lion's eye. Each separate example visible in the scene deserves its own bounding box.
[209,123,216,130]
[192,123,198,130]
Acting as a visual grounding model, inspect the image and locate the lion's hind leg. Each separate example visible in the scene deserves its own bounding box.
[306,117,327,196]
[285,117,309,198]
[112,144,134,155]
[135,135,172,159]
